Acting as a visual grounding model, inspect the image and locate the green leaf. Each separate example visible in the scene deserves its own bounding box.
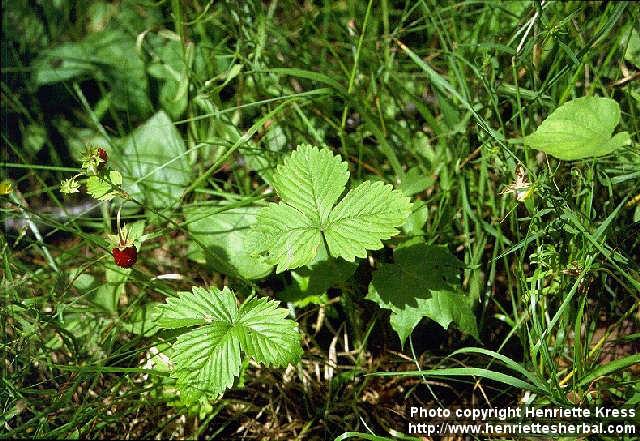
[366,244,478,345]
[185,204,273,280]
[155,286,301,401]
[402,200,428,236]
[271,144,349,224]
[60,178,80,194]
[522,96,631,160]
[324,180,412,261]
[32,30,152,117]
[372,367,540,392]
[252,203,323,273]
[250,145,412,272]
[122,303,161,337]
[624,28,640,67]
[109,170,122,185]
[147,33,189,119]
[93,263,131,312]
[85,175,117,201]
[399,167,434,197]
[23,123,47,156]
[172,321,241,400]
[115,111,191,208]
[32,42,95,85]
[236,297,303,365]
[279,247,357,307]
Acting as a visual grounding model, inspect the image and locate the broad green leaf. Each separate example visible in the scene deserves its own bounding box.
[23,123,47,156]
[172,321,241,399]
[157,286,238,329]
[185,205,273,280]
[624,28,640,67]
[32,30,152,116]
[147,33,189,119]
[241,124,288,185]
[122,303,161,337]
[155,286,301,401]
[380,290,478,346]
[32,42,95,84]
[402,200,428,236]
[366,244,477,345]
[250,145,412,272]
[93,263,131,313]
[109,170,122,185]
[116,111,191,208]
[522,96,631,160]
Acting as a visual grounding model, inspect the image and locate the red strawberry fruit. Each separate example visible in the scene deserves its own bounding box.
[112,245,137,268]
[98,148,108,163]
[97,148,108,171]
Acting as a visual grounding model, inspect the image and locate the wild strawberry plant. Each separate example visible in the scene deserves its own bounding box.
[154,286,302,402]
[248,144,413,272]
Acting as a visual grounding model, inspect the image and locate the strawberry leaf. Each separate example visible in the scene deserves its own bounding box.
[366,243,478,346]
[250,145,412,272]
[155,286,301,402]
[86,175,118,201]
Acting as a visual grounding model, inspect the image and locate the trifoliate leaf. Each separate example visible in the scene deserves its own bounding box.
[522,96,631,160]
[155,286,301,401]
[250,145,412,272]
[86,175,117,201]
[366,243,478,346]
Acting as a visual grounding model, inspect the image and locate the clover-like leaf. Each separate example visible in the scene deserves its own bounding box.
[522,96,631,160]
[155,286,301,401]
[366,243,478,346]
[250,145,412,272]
